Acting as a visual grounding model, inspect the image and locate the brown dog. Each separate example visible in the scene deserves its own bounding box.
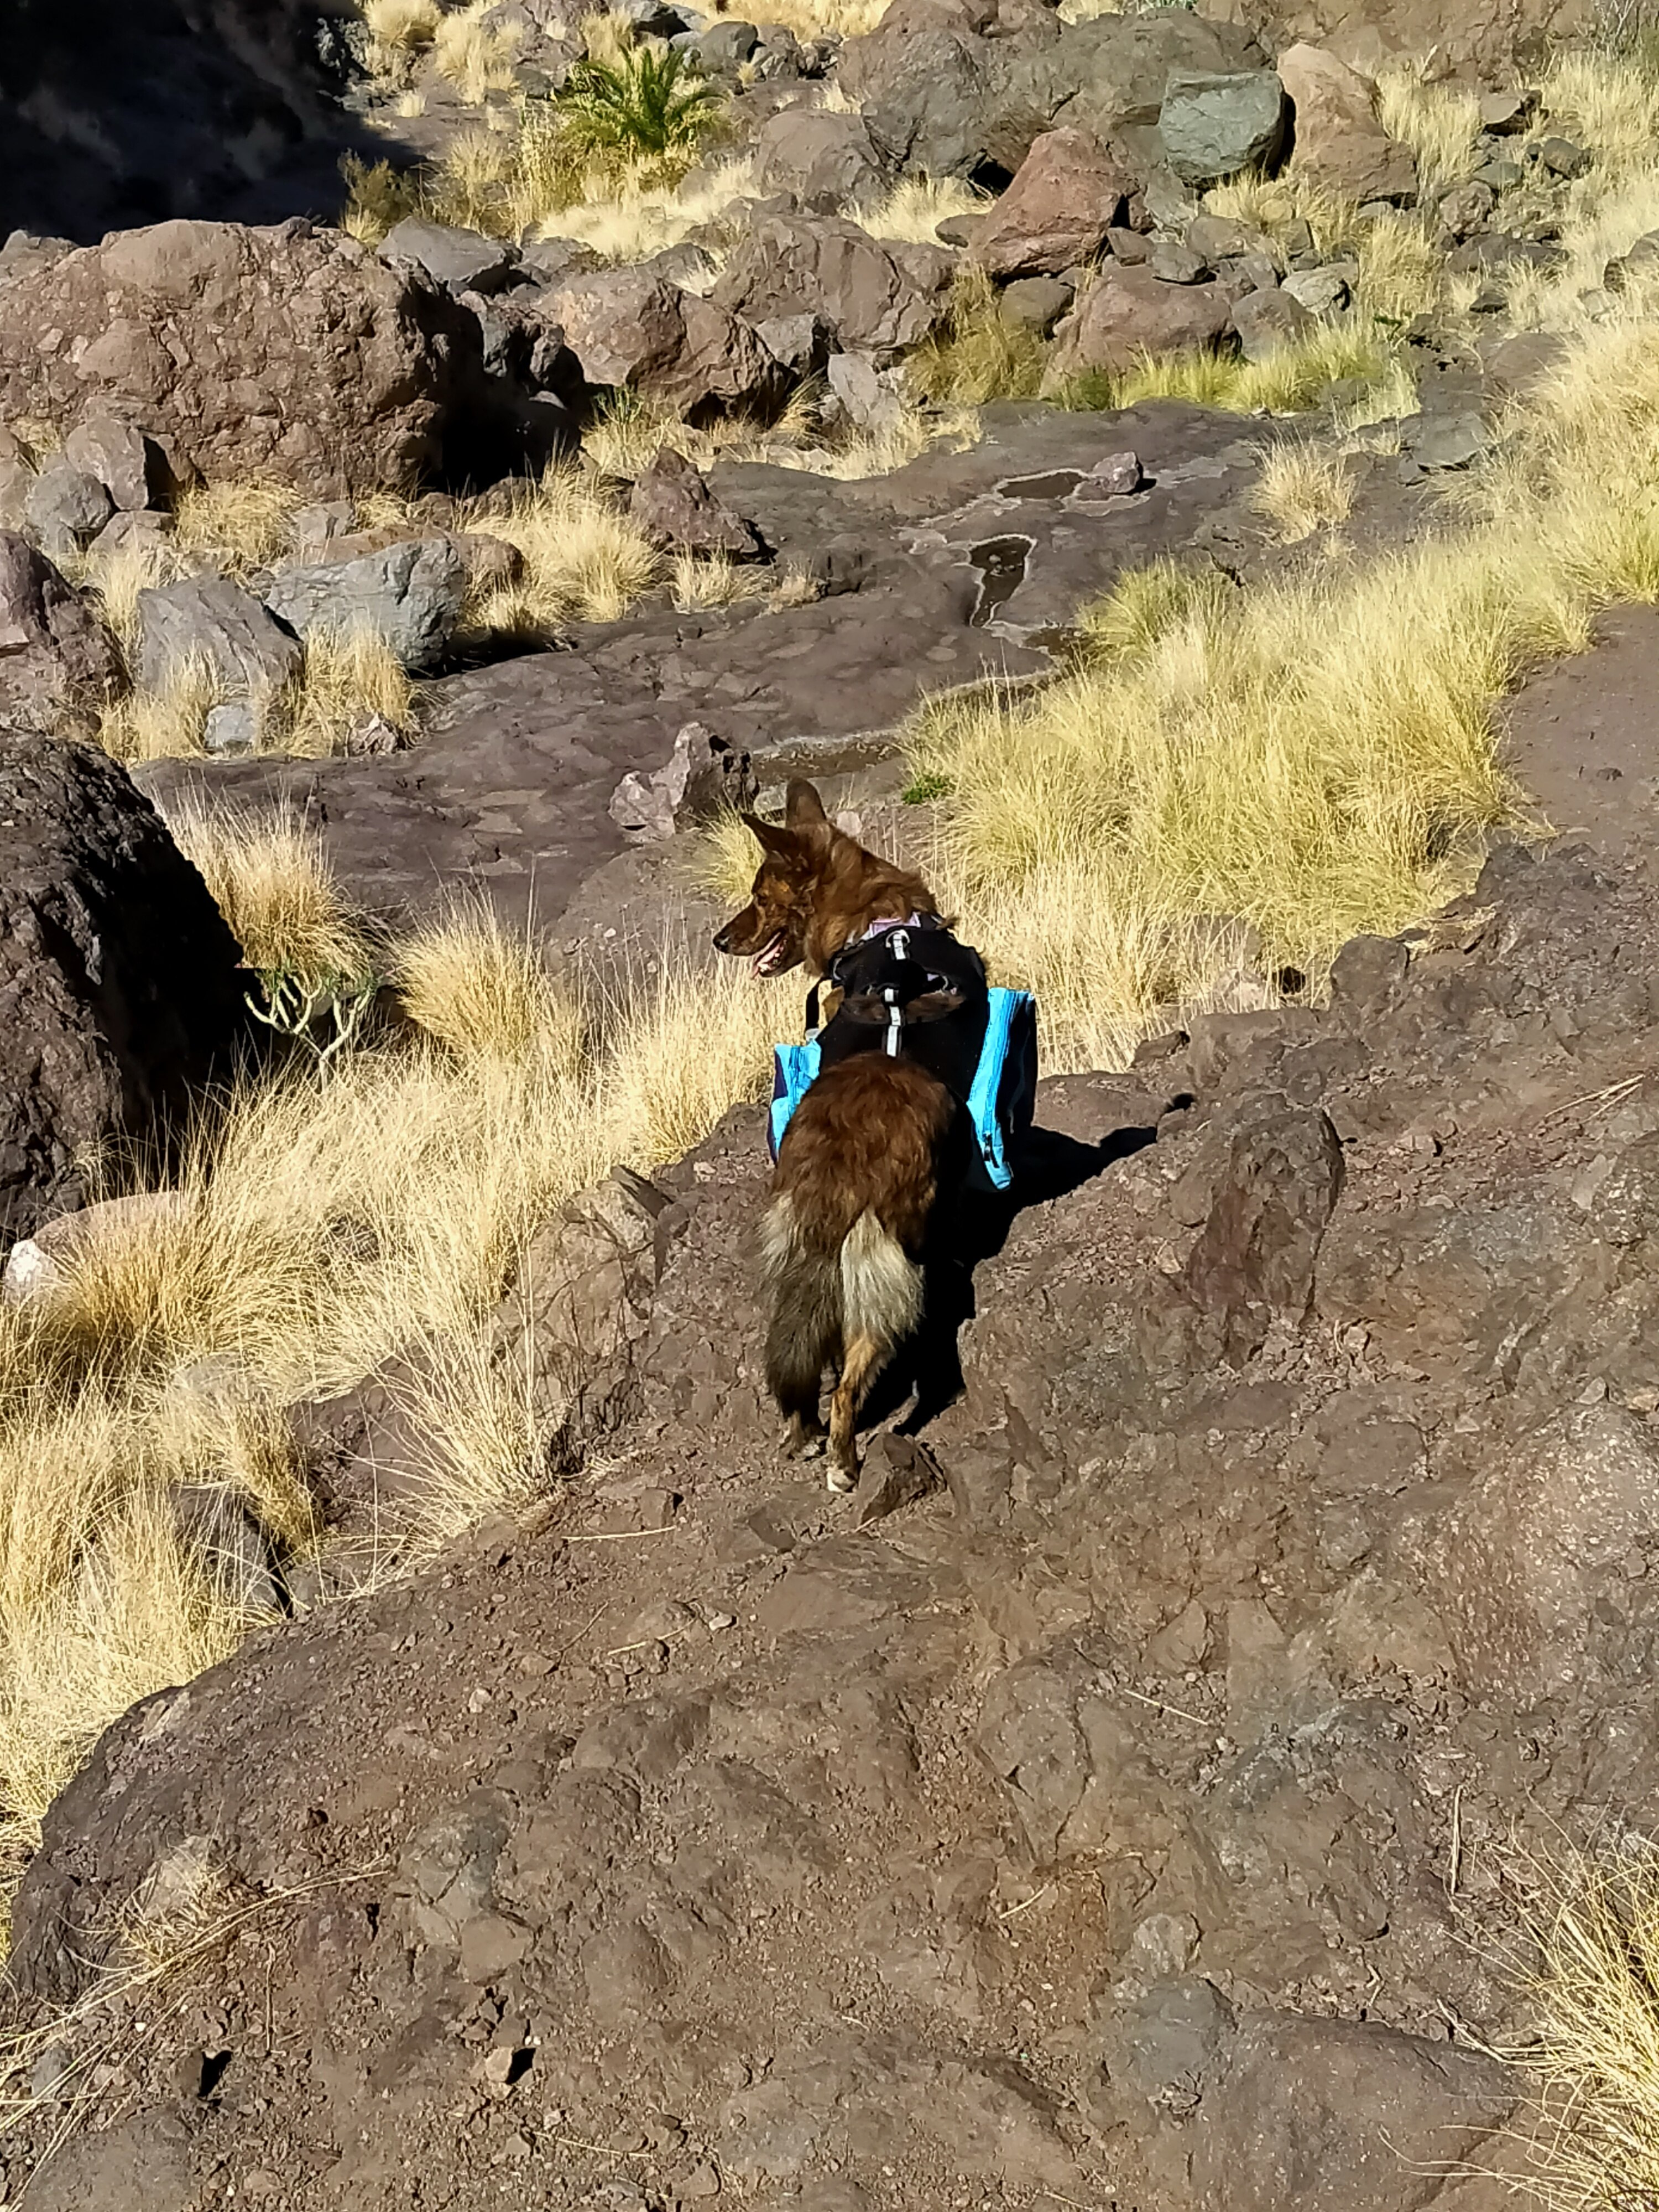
[714,780,958,1490]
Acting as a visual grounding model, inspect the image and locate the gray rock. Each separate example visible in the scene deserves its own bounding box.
[1183,1100,1344,1360]
[826,350,906,432]
[755,312,829,375]
[1281,264,1349,313]
[202,702,259,754]
[1159,69,1287,186]
[24,461,114,560]
[1537,135,1590,179]
[381,216,521,295]
[1147,240,1208,284]
[1437,179,1495,241]
[699,17,758,67]
[134,575,304,700]
[999,274,1073,334]
[62,414,172,510]
[1191,2013,1517,2212]
[173,1483,285,1615]
[1474,156,1525,191]
[713,215,953,355]
[262,538,468,674]
[1083,448,1142,495]
[1186,213,1261,262]
[0,726,245,1241]
[0,530,124,737]
[1406,413,1490,471]
[755,109,888,208]
[1105,1975,1236,2106]
[1229,284,1316,360]
[1479,88,1537,134]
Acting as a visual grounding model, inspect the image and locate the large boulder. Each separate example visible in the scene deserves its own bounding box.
[712,216,954,356]
[262,539,469,675]
[1277,43,1417,202]
[0,727,245,1241]
[753,109,891,208]
[0,220,485,496]
[1159,69,1288,186]
[840,9,1270,180]
[969,127,1134,279]
[1046,262,1234,383]
[0,531,125,737]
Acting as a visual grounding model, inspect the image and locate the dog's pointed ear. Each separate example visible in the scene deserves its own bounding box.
[740,811,796,858]
[784,779,831,833]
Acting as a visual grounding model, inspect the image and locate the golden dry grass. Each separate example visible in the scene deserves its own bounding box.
[464,468,660,632]
[430,0,523,102]
[540,154,758,264]
[168,803,377,978]
[171,478,301,576]
[1509,1840,1659,2209]
[852,175,988,246]
[281,628,416,758]
[913,300,1659,1065]
[913,264,1050,406]
[97,656,222,764]
[1251,441,1358,542]
[1376,62,1483,194]
[1093,317,1399,418]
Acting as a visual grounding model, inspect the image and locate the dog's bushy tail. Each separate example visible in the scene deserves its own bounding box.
[760,1194,924,1410]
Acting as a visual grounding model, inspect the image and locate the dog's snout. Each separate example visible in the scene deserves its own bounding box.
[713,922,733,953]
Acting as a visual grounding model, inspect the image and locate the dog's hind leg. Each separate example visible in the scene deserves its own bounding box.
[761,1197,838,1458]
[826,1329,888,1491]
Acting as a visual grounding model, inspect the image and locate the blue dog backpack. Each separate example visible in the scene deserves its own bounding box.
[768,984,1039,1193]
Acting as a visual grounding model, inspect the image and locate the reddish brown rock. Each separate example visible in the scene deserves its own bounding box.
[0,220,475,495]
[1277,42,1417,202]
[1045,261,1234,383]
[969,127,1134,280]
[0,531,124,737]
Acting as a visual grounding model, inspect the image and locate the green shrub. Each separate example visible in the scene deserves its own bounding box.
[555,45,724,163]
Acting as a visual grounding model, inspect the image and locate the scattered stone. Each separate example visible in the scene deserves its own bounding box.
[62,414,173,510]
[1276,42,1416,202]
[700,18,759,69]
[1148,240,1209,285]
[754,109,888,208]
[380,217,521,296]
[826,351,906,435]
[1046,263,1233,383]
[628,448,763,559]
[1406,413,1490,471]
[24,461,114,561]
[1281,265,1349,313]
[0,530,124,736]
[0,726,244,1240]
[1229,284,1317,360]
[855,1433,945,1524]
[262,538,469,674]
[1480,88,1537,134]
[1184,1102,1344,1360]
[968,128,1132,280]
[611,723,748,845]
[1437,179,1496,242]
[546,268,688,390]
[998,275,1074,335]
[1474,156,1525,191]
[1537,135,1591,180]
[713,215,953,354]
[134,575,304,702]
[1159,70,1287,187]
[1082,449,1142,495]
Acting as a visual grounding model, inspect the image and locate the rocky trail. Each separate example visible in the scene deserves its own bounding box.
[12,828,1659,2211]
[8,0,1659,2203]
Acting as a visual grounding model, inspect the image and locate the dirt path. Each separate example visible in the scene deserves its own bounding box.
[1501,606,1659,857]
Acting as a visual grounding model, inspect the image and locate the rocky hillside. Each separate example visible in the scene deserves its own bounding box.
[9,824,1659,2211]
[6,0,1659,2205]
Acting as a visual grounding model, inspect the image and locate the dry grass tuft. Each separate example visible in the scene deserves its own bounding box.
[852,174,988,246]
[539,153,757,263]
[1088,317,1399,418]
[281,628,416,759]
[430,0,523,102]
[912,264,1050,406]
[393,904,584,1065]
[1251,441,1358,542]
[669,551,771,611]
[1510,1839,1659,2209]
[463,467,660,632]
[97,655,221,764]
[166,804,377,979]
[1376,62,1483,194]
[172,479,301,577]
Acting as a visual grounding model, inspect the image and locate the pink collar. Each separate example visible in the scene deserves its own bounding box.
[859,913,923,942]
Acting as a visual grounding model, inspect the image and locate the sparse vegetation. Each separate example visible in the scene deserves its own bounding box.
[1251,440,1358,542]
[430,0,523,102]
[555,45,724,165]
[912,264,1050,405]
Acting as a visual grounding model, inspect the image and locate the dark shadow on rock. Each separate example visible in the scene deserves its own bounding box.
[863,1117,1156,1435]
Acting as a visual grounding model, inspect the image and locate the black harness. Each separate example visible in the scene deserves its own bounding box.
[806,916,992,1112]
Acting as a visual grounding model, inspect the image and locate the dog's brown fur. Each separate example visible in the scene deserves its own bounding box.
[714,780,956,1490]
